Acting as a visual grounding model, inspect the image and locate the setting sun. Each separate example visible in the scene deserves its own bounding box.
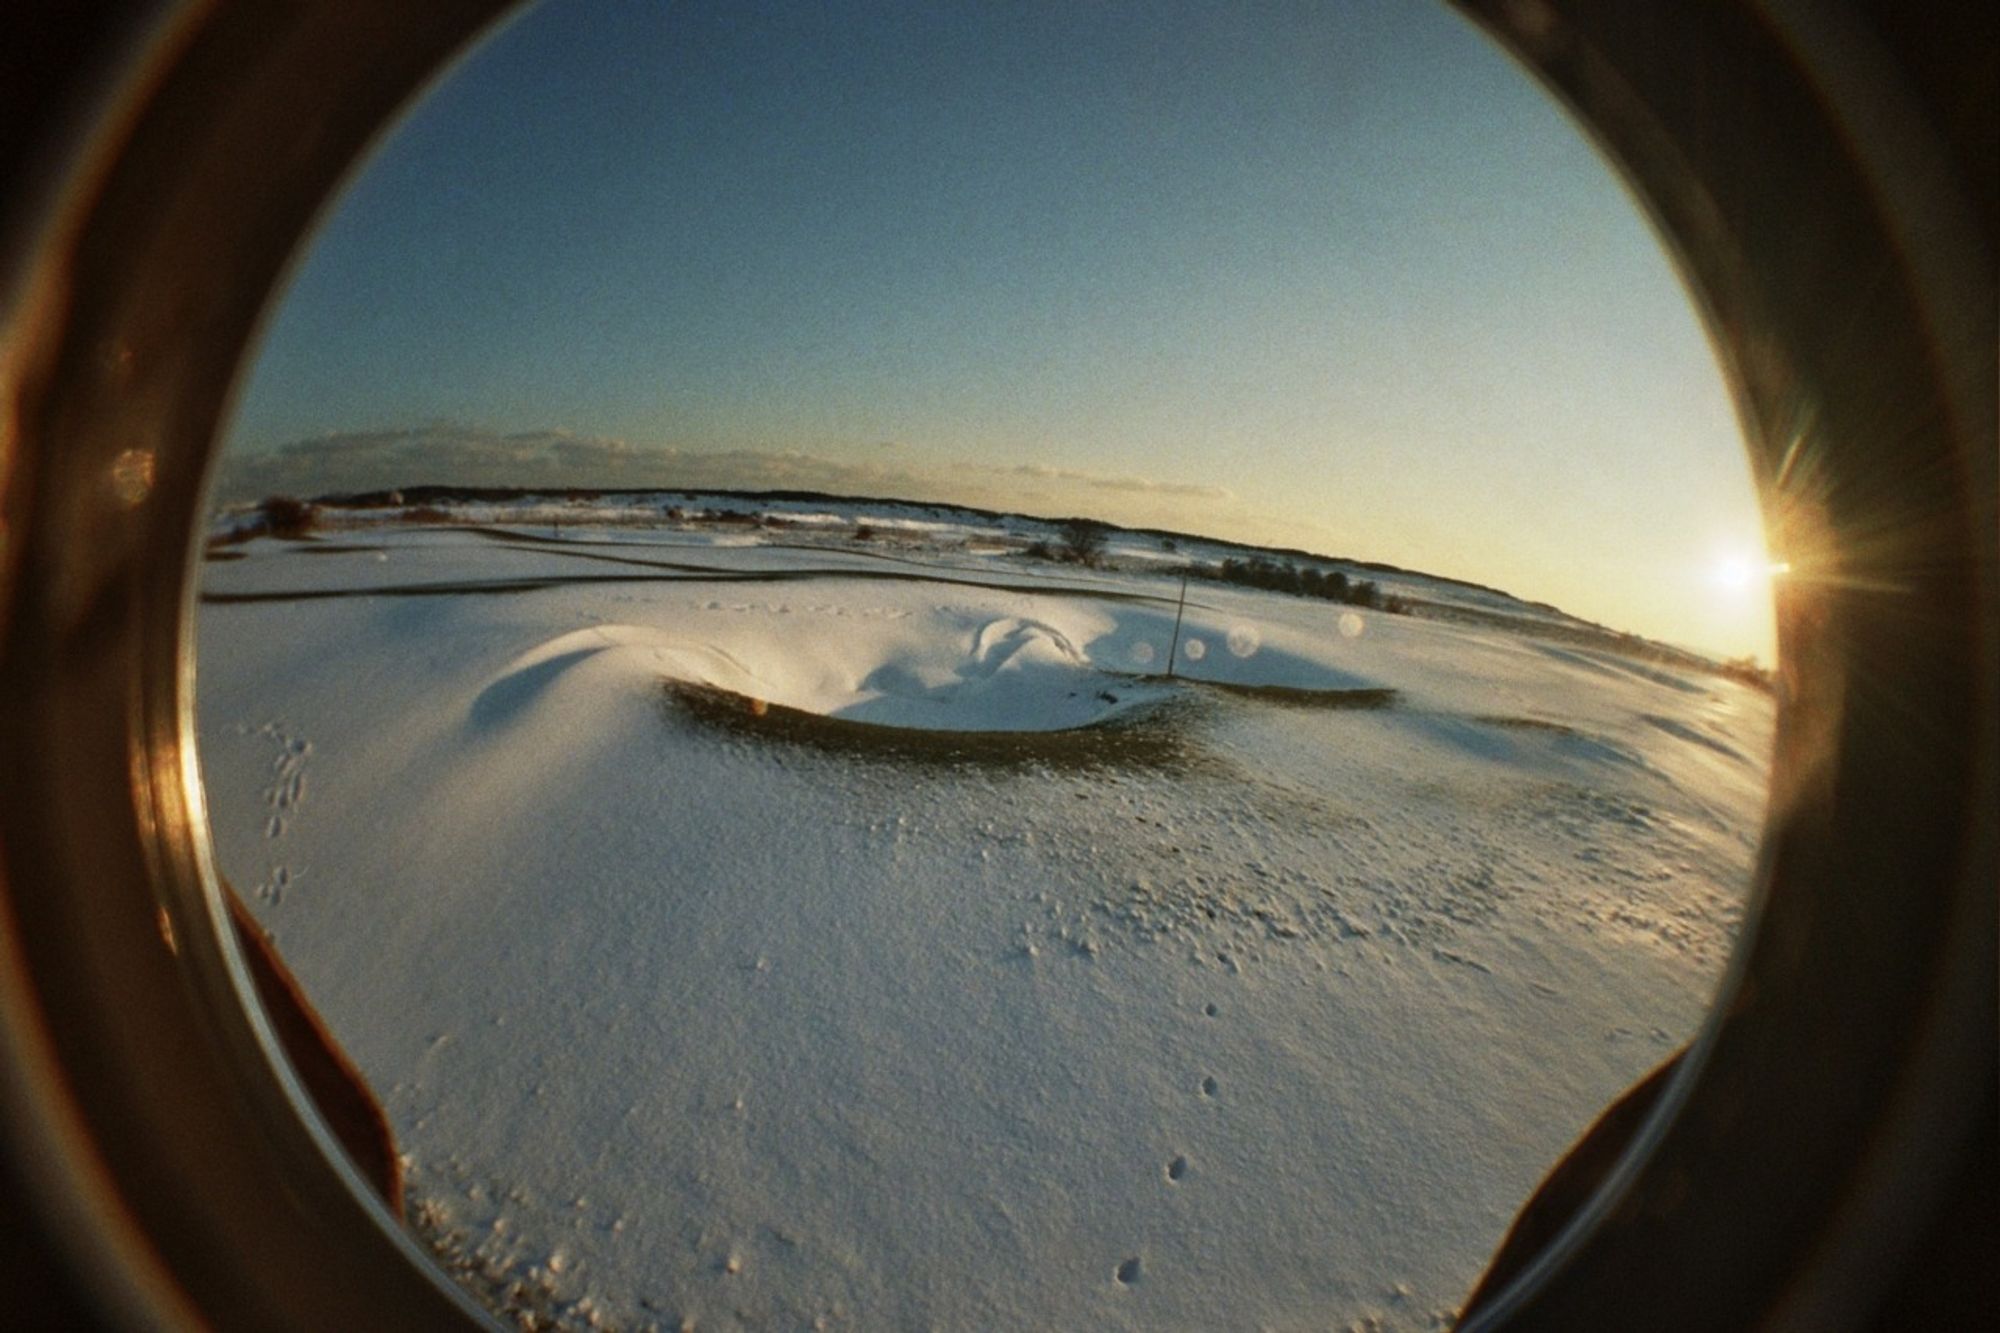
[1713,552,1791,594]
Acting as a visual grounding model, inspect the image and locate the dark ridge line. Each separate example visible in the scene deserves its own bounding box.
[659,680,1405,771]
[397,522,1012,577]
[470,534,1159,598]
[1191,682,1399,710]
[447,529,738,574]
[661,680,1210,773]
[1472,714,1583,736]
[449,523,1061,582]
[282,483,1562,617]
[199,564,1195,608]
[446,530,1281,621]
[229,485,1746,681]
[203,578,593,602]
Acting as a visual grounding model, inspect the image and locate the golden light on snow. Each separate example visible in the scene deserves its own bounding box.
[198,511,1779,1330]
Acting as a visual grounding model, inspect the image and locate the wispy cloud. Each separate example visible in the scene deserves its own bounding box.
[215,423,1237,519]
[217,425,911,498]
[1005,463,1232,500]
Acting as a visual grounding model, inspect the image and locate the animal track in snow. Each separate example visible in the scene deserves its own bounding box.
[254,863,295,906]
[256,722,312,839]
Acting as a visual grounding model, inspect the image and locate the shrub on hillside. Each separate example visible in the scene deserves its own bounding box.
[258,495,317,538]
[1719,654,1773,690]
[1205,555,1407,615]
[1058,517,1112,567]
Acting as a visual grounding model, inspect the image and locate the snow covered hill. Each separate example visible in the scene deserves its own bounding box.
[197,510,1772,1331]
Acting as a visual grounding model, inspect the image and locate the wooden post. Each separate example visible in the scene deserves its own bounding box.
[1166,568,1189,679]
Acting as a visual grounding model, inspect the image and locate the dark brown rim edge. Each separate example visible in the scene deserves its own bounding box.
[1454,1,1997,1328]
[1,4,511,1327]
[0,3,1990,1329]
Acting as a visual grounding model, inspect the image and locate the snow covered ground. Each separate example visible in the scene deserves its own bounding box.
[197,509,1772,1331]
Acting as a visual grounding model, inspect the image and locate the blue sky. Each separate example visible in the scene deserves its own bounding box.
[224,0,1776,661]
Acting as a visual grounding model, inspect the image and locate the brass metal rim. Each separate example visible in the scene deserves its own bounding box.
[0,3,1990,1327]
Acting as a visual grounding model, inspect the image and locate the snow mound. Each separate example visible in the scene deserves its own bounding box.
[474,612,1177,738]
[198,527,1775,1333]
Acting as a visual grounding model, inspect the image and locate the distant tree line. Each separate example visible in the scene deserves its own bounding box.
[1209,556,1407,613]
[1012,523,1409,614]
[1024,517,1114,568]
[1717,654,1774,690]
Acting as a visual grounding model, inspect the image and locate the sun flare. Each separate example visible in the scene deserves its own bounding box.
[1712,552,1791,594]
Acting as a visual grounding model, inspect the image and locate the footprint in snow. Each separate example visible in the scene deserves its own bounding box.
[257,725,311,836]
[255,864,292,905]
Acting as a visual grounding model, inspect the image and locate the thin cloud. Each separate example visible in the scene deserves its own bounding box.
[1004,463,1233,500]
[214,424,1238,528]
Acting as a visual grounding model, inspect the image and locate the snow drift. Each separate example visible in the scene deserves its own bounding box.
[197,516,1773,1331]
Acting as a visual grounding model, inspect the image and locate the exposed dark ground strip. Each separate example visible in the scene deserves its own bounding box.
[504,524,1720,684]
[462,523,1142,591]
[409,522,819,557]
[448,523,1020,574]
[199,563,1199,608]
[669,678,1682,780]
[203,575,649,602]
[379,525,732,573]
[754,539,1077,582]
[476,537,1037,585]
[660,681,1213,773]
[1191,681,1399,710]
[470,543,740,575]
[454,522,1008,570]
[657,676,1411,774]
[210,531,1726,689]
[1472,714,1584,735]
[253,523,1172,592]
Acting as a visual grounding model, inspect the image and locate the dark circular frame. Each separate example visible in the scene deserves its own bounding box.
[0,2,1991,1328]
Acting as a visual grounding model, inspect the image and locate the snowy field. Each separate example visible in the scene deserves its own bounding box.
[197,505,1772,1331]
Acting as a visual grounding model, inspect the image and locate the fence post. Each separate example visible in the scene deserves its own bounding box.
[1166,568,1189,679]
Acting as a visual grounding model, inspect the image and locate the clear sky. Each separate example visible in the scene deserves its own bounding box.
[222,0,1778,662]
